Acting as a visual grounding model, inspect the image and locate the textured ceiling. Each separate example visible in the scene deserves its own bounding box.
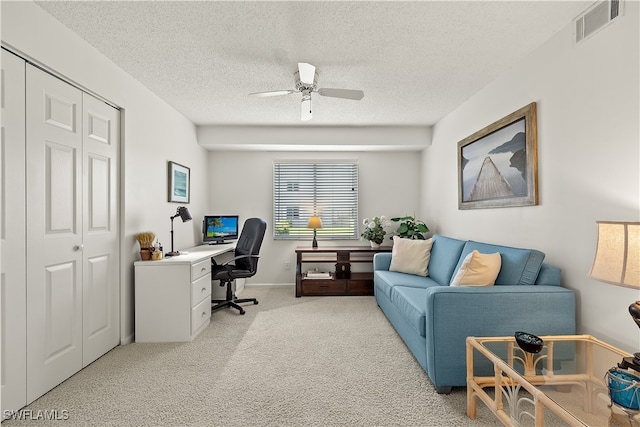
[36,1,592,127]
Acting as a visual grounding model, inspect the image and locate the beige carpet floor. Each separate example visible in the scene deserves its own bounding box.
[3,286,500,426]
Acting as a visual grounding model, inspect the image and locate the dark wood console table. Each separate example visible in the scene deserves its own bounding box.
[295,246,391,297]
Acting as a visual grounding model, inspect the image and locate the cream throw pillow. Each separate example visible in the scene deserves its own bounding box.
[389,236,433,277]
[450,250,501,286]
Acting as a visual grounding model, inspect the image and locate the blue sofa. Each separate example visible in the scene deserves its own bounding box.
[373,234,576,394]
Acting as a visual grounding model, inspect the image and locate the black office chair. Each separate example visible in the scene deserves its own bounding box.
[211,218,267,315]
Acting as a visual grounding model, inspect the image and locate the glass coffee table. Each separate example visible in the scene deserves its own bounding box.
[466,334,640,426]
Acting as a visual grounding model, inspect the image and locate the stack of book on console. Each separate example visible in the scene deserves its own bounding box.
[305,270,332,279]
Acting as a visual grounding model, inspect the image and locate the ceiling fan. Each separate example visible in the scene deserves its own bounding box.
[249,63,364,121]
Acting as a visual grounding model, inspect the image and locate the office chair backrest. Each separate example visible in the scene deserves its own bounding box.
[235,218,267,273]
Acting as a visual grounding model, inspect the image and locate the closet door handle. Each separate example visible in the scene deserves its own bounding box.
[73,244,84,251]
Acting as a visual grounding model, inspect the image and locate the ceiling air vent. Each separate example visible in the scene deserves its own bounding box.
[575,0,624,43]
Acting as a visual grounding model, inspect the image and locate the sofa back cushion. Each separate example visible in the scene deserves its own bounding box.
[427,235,466,285]
[453,241,545,285]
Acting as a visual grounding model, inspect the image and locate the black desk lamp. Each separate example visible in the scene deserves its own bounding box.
[167,206,192,257]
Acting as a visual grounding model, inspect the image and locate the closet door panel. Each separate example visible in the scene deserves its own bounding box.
[26,65,83,403]
[82,93,119,366]
[1,49,27,417]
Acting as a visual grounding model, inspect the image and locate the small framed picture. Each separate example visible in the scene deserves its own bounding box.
[457,102,538,210]
[168,161,190,203]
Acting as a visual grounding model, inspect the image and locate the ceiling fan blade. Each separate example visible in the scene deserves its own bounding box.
[317,88,364,101]
[248,90,295,97]
[298,63,316,86]
[301,95,312,121]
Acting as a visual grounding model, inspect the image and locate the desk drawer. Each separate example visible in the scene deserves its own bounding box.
[191,297,211,333]
[191,259,211,281]
[191,274,211,306]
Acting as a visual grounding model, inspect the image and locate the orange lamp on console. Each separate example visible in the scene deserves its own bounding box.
[307,215,322,248]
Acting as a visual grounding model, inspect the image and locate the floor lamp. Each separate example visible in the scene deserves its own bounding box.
[167,206,192,257]
[589,221,640,371]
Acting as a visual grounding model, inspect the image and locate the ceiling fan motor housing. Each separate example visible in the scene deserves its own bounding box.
[294,70,318,93]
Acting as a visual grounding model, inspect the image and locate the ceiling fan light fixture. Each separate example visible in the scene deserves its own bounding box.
[297,62,316,85]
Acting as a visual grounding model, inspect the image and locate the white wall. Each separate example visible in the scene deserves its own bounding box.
[1,1,211,342]
[205,150,423,284]
[198,125,431,151]
[422,3,640,352]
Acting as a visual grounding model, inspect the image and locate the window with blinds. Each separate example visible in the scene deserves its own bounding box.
[273,161,358,240]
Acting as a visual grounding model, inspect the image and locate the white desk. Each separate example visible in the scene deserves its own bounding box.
[134,244,235,342]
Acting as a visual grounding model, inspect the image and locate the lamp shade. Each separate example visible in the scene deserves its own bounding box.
[177,206,192,222]
[307,215,322,229]
[589,221,640,288]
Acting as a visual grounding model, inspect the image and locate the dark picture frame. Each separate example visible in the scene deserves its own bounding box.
[457,102,538,210]
[168,161,190,203]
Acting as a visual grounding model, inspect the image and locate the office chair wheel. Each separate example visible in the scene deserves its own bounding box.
[239,309,246,315]
[254,301,259,305]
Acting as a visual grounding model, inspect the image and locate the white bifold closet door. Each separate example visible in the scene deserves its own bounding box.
[1,49,28,415]
[25,64,120,403]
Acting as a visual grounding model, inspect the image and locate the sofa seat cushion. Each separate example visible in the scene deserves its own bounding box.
[390,285,429,338]
[374,270,439,299]
[454,241,545,285]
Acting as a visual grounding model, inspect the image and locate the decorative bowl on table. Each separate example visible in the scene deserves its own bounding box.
[514,331,544,354]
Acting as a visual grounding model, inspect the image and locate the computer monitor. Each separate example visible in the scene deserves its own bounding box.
[202,215,239,244]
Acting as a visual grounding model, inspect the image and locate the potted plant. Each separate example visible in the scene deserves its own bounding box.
[361,216,389,248]
[390,215,429,240]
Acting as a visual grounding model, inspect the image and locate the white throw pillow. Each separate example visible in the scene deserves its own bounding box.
[450,250,501,286]
[389,236,433,277]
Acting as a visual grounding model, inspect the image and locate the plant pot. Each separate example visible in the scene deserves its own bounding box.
[370,241,381,249]
[607,367,640,410]
[140,248,152,261]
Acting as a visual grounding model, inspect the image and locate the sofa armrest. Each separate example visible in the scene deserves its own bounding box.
[423,285,576,388]
[535,264,562,286]
[373,252,392,271]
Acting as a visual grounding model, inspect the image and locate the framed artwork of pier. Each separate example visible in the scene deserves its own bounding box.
[457,102,538,210]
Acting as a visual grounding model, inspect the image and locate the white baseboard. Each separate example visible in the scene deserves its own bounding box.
[120,333,134,345]
[243,283,294,288]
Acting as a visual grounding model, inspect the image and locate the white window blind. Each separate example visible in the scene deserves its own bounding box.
[273,161,358,240]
